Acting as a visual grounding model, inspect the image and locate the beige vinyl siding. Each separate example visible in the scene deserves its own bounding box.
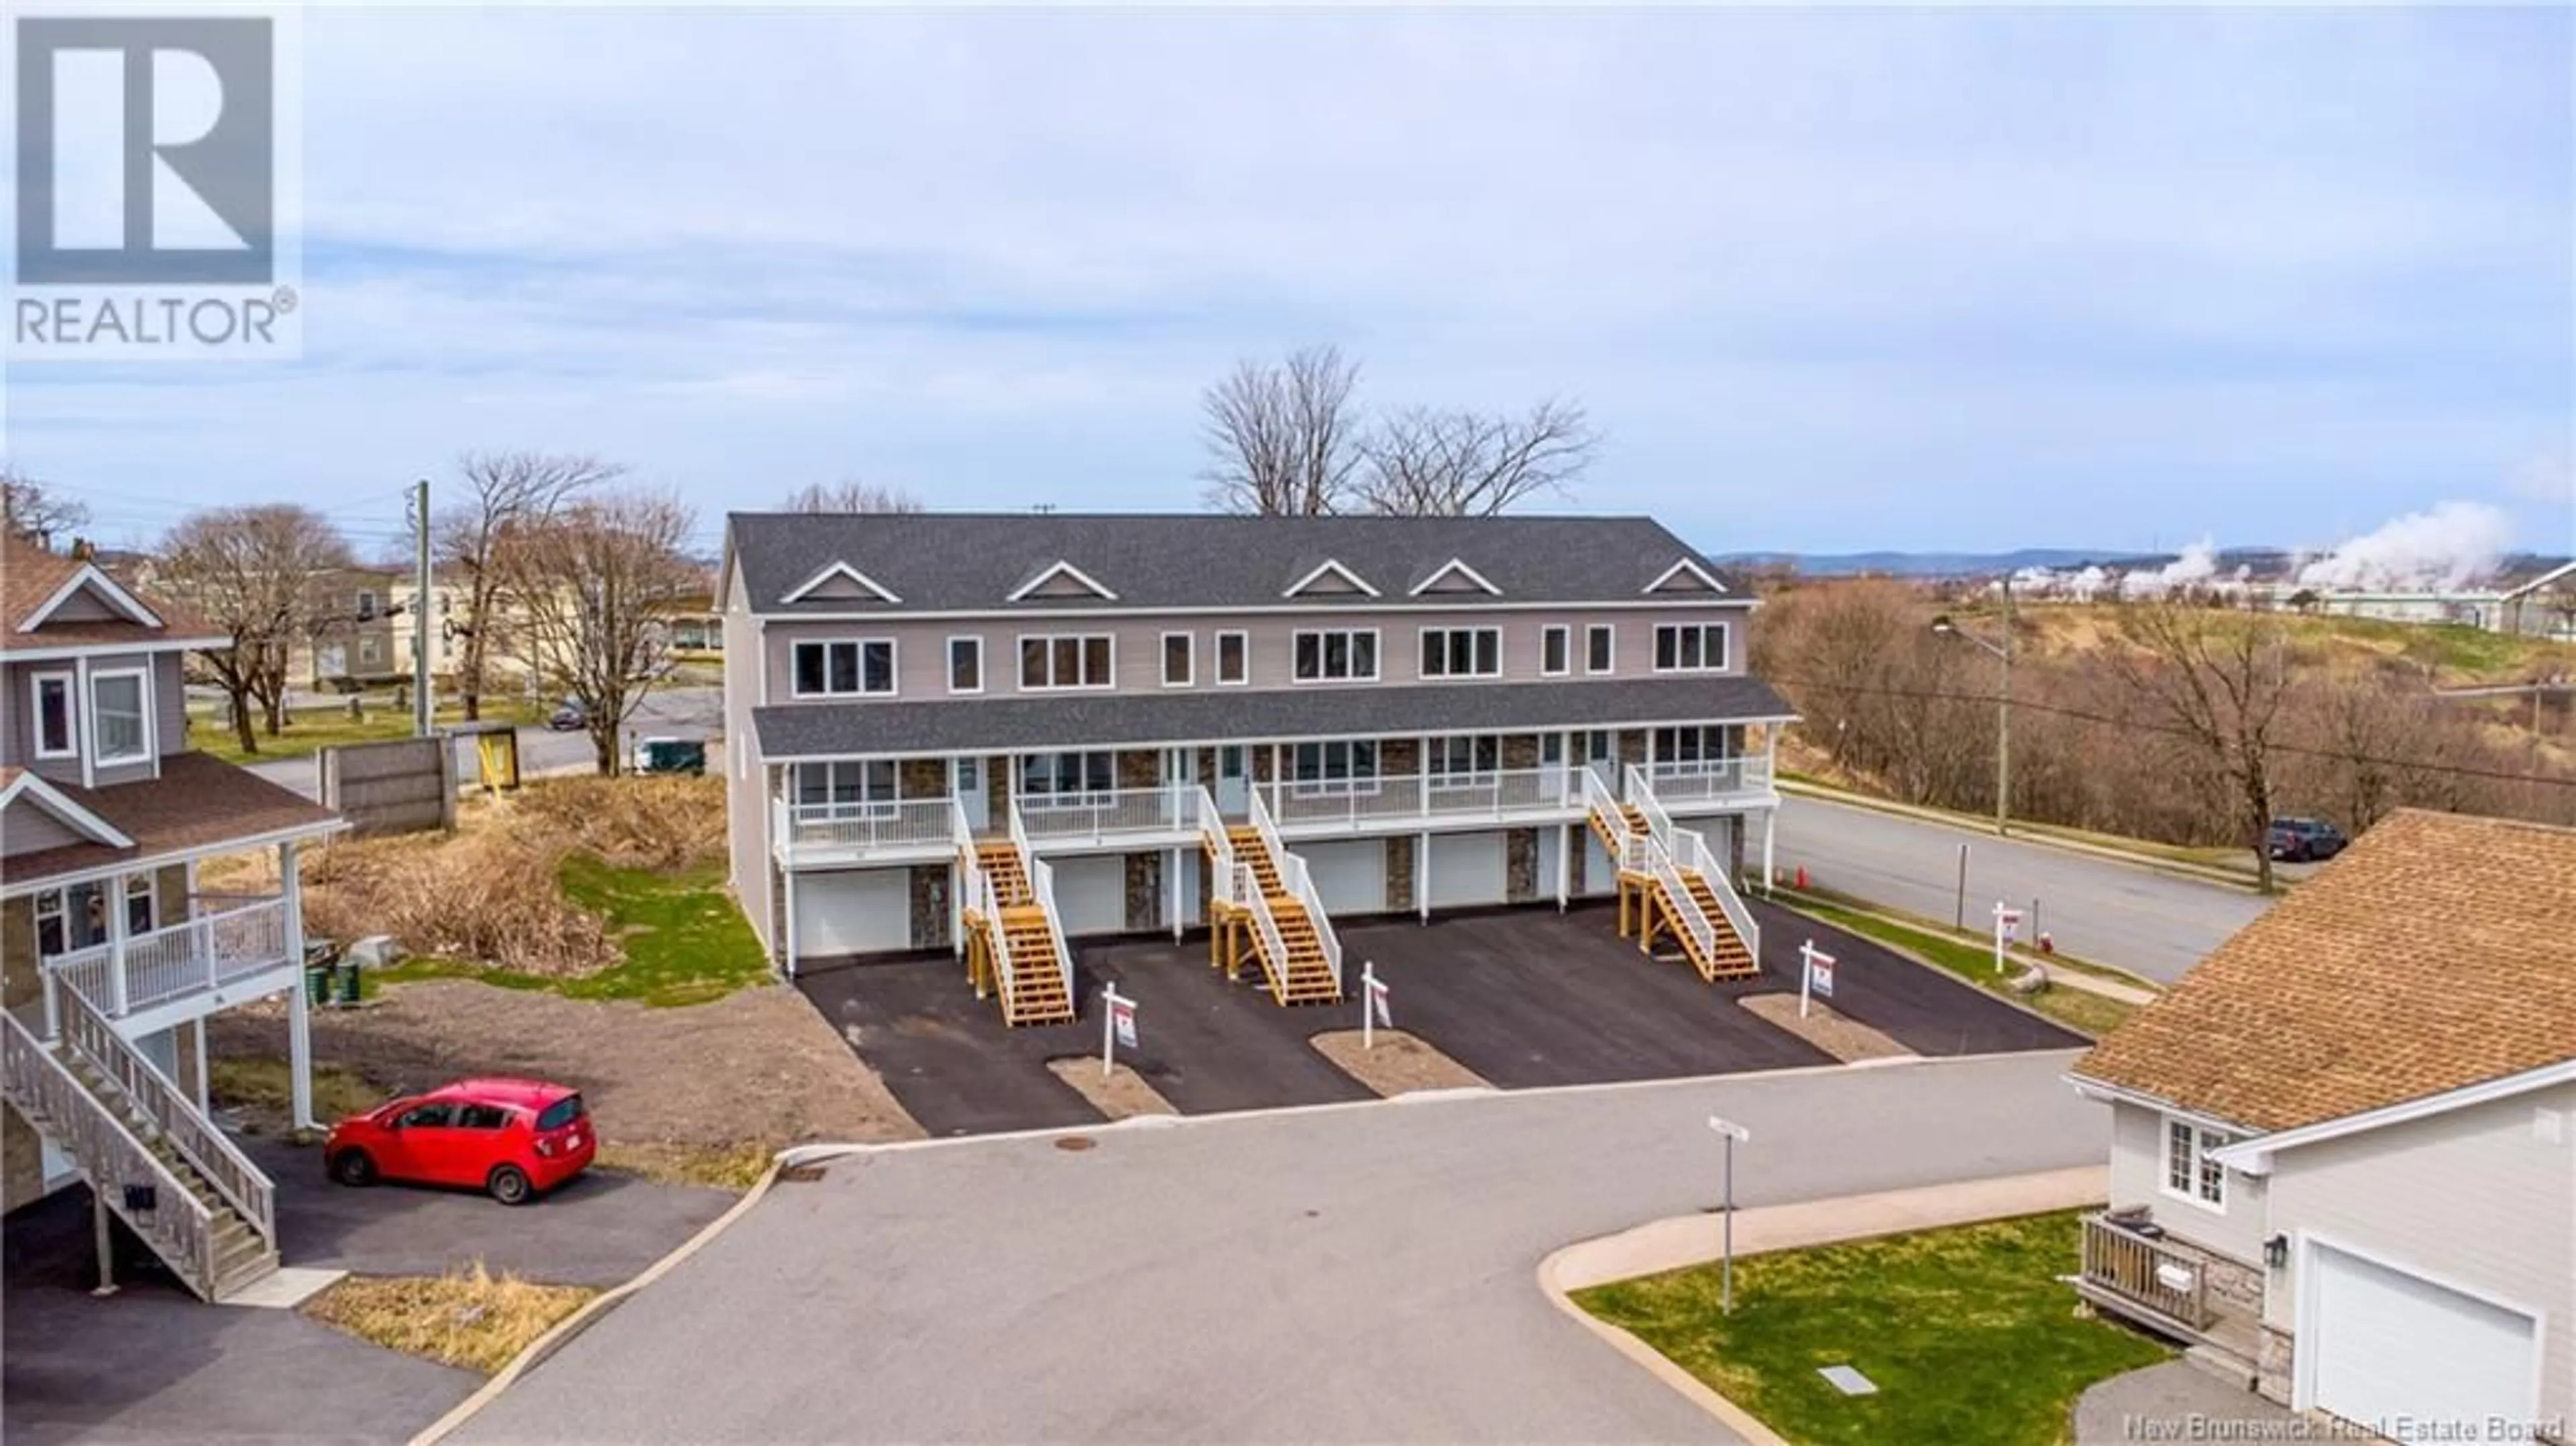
[2106,1099,2269,1266]
[720,565,773,949]
[2263,1083,2574,1426]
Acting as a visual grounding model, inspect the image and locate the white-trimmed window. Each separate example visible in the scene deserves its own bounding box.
[1162,632,1194,687]
[124,874,155,936]
[1652,725,1735,773]
[89,669,150,767]
[1293,629,1379,683]
[1419,627,1501,680]
[792,640,896,698]
[31,671,76,759]
[2163,1117,2228,1209]
[947,636,983,694]
[1020,750,1115,804]
[1216,630,1249,685]
[1427,733,1501,788]
[1585,624,1615,674]
[1653,622,1729,673]
[794,759,898,819]
[1290,740,1379,795]
[1541,626,1570,677]
[32,889,65,956]
[1018,634,1114,691]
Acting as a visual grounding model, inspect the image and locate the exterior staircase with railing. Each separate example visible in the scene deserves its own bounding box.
[956,799,1075,1026]
[1199,789,1342,1006]
[1590,765,1762,983]
[0,985,278,1301]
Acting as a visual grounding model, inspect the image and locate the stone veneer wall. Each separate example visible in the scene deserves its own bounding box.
[908,864,951,950]
[1117,750,1159,791]
[1501,734,1539,771]
[899,757,947,800]
[1381,738,1419,777]
[1385,836,1416,914]
[1617,729,1647,766]
[2256,1323,2294,1406]
[1124,852,1163,932]
[1505,828,1540,903]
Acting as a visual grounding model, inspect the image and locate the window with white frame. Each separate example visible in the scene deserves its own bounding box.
[1541,625,1570,677]
[1216,630,1248,685]
[2163,1117,2228,1208]
[1419,627,1501,679]
[1652,725,1735,773]
[1162,632,1193,687]
[792,640,896,698]
[794,759,898,818]
[1290,740,1379,795]
[32,889,65,956]
[89,670,149,767]
[1018,634,1114,691]
[1585,624,1615,673]
[31,673,75,759]
[359,636,384,667]
[1293,629,1378,683]
[1652,622,1729,673]
[1426,733,1501,787]
[948,636,983,694]
[125,875,155,935]
[1020,750,1116,803]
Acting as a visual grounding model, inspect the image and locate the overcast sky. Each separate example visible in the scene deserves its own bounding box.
[4,4,2570,560]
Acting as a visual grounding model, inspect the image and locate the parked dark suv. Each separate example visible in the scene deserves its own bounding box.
[2266,817,2347,863]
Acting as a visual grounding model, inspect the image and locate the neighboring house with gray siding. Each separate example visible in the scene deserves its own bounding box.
[2068,810,2574,1444]
[717,512,1795,1011]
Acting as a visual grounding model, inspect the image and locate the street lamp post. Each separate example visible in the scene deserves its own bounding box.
[1931,577,2016,837]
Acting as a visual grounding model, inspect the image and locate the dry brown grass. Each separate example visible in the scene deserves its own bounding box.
[510,775,727,871]
[304,1264,597,1375]
[1044,1058,1176,1119]
[305,827,615,977]
[594,1139,775,1191]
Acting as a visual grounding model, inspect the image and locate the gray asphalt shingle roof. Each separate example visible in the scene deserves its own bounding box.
[727,512,1741,615]
[753,676,1795,759]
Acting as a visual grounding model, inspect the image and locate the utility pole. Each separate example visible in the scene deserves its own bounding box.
[409,478,433,736]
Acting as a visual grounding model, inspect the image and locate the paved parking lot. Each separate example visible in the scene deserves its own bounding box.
[806,900,2080,1136]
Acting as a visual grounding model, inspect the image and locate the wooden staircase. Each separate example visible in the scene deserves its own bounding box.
[1587,798,1650,858]
[964,840,1074,1026]
[1663,869,1759,980]
[1596,790,1759,983]
[1218,827,1342,1005]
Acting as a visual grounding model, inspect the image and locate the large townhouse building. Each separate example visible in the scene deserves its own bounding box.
[720,512,1795,1023]
[1,538,341,1301]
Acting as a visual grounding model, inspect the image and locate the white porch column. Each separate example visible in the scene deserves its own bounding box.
[782,869,800,979]
[1415,830,1430,925]
[1556,823,1572,911]
[105,871,130,1017]
[193,1015,211,1112]
[1762,809,1777,898]
[1167,846,1182,940]
[282,839,313,1131]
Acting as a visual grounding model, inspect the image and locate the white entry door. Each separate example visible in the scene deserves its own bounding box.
[1215,746,1249,816]
[2304,1242,2540,1435]
[953,757,988,833]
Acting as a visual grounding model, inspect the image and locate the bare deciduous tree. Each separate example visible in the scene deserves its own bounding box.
[1,468,90,551]
[1354,398,1599,516]
[781,480,923,514]
[1199,345,1363,516]
[437,451,623,720]
[2110,602,2300,891]
[495,489,698,777]
[157,506,354,752]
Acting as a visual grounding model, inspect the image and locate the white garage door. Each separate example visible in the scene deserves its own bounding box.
[1298,840,1386,915]
[1426,830,1507,909]
[794,869,910,958]
[1579,829,1615,897]
[1047,854,1128,938]
[2307,1243,2538,1433]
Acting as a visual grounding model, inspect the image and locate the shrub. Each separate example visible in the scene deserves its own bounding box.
[305,828,616,977]
[509,775,727,871]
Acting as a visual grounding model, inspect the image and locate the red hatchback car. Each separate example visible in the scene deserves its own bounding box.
[326,1078,595,1205]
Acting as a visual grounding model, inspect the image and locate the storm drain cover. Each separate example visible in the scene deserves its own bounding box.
[1818,1366,1878,1396]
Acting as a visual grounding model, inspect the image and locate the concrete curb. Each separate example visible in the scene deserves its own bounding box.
[1772,897,2124,1040]
[407,1154,791,1446]
[1536,1166,2110,1445]
[1778,779,2272,894]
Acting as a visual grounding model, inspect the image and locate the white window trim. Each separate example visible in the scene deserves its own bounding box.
[1642,557,1728,596]
[946,635,984,696]
[1408,557,1501,597]
[780,560,902,606]
[86,666,154,771]
[1417,625,1504,681]
[16,563,162,632]
[1007,560,1120,603]
[1014,632,1118,693]
[124,872,157,935]
[30,669,78,760]
[1540,625,1571,677]
[788,638,900,699]
[2160,1113,2230,1213]
[1289,627,1382,685]
[1214,630,1250,686]
[1161,631,1195,688]
[1281,559,1381,599]
[1288,739,1383,797]
[1585,624,1616,675]
[1652,622,1731,675]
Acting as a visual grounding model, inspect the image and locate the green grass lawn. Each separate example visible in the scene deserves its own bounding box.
[191,700,544,765]
[1781,895,2140,1037]
[366,854,767,1008]
[1577,1211,2171,1446]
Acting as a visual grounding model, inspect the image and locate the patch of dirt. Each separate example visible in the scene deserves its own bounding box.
[1738,993,1914,1063]
[210,978,925,1150]
[1311,1029,1490,1096]
[1044,1058,1175,1120]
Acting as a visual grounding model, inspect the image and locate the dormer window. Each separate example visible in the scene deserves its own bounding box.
[89,669,151,767]
[31,672,76,759]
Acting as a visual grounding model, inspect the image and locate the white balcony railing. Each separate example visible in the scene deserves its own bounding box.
[777,797,955,856]
[1025,854,1076,1005]
[1261,767,1580,833]
[1016,784,1195,846]
[44,898,294,1023]
[1644,754,1776,805]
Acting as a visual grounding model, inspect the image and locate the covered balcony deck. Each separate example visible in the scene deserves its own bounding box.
[27,895,305,1040]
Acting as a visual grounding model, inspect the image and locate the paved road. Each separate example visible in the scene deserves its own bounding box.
[456,1050,2103,1445]
[1770,795,2274,983]
[244,686,722,799]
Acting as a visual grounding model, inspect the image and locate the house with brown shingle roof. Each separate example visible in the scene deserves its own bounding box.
[1,535,344,1302]
[2066,809,2573,1441]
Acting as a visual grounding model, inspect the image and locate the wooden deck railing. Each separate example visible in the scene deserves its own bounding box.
[2080,1213,2213,1329]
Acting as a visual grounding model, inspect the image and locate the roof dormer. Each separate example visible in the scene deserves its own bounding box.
[1007,560,1120,603]
[0,767,134,857]
[1642,557,1727,596]
[780,561,902,606]
[1407,557,1501,598]
[17,562,163,633]
[1282,559,1380,599]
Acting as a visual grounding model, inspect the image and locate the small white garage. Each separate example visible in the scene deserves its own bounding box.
[2302,1241,2541,1433]
[1297,839,1387,915]
[1046,853,1128,938]
[1426,830,1507,909]
[793,868,911,959]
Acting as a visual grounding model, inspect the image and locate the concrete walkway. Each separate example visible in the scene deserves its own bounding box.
[2072,1360,2303,1445]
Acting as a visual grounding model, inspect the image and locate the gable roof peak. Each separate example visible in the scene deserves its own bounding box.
[1282,557,1381,598]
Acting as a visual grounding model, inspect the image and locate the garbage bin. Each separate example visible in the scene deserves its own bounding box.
[304,962,333,1006]
[335,959,364,1006]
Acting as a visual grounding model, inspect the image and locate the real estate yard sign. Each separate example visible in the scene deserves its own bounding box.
[1102,985,1136,1077]
[1799,940,1836,1017]
[1992,902,2024,973]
